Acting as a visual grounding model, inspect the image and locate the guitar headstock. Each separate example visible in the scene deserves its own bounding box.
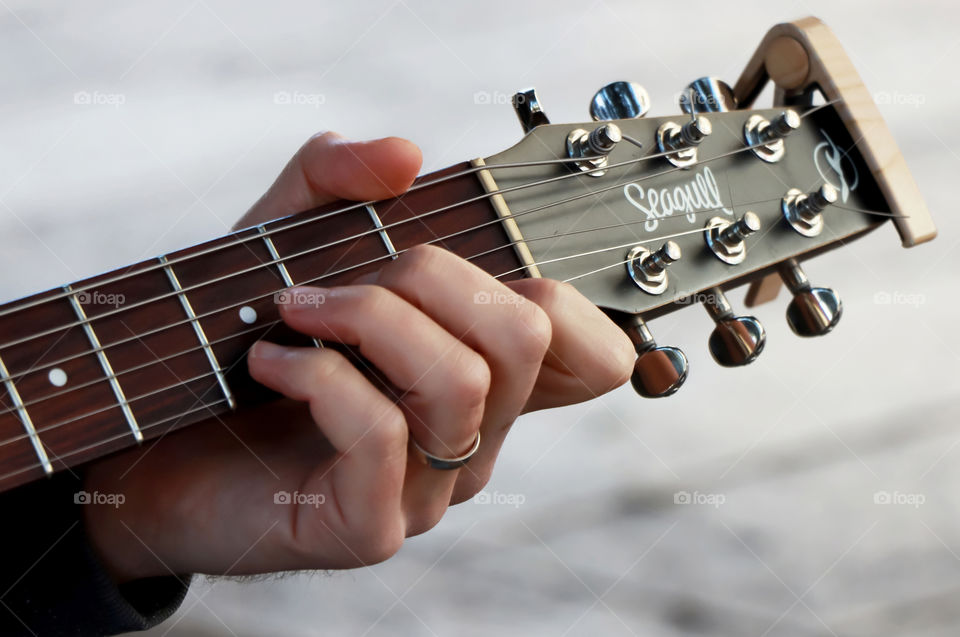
[479,17,935,398]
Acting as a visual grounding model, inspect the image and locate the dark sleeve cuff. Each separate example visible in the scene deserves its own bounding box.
[0,471,191,636]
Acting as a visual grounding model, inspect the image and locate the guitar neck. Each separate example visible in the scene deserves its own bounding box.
[0,161,524,493]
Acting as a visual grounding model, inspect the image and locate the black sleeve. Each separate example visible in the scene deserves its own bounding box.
[0,471,191,636]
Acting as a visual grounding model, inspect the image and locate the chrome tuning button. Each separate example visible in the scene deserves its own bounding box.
[626,241,681,295]
[657,116,711,168]
[779,259,842,337]
[704,211,761,265]
[679,77,737,114]
[590,81,651,120]
[624,316,688,398]
[702,288,766,367]
[744,110,801,163]
[783,183,837,237]
[512,88,550,133]
[565,123,622,177]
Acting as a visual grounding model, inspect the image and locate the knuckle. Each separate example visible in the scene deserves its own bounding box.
[449,349,491,411]
[349,284,395,317]
[511,300,552,360]
[306,350,350,389]
[405,502,449,537]
[394,244,448,277]
[354,517,406,564]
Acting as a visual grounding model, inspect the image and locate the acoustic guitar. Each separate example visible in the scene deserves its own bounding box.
[0,17,936,493]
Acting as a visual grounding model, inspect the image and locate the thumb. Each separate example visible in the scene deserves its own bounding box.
[238,132,423,227]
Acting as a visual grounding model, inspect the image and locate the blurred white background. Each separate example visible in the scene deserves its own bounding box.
[1,1,958,635]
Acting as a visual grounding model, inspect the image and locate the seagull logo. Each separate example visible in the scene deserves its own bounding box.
[813,130,859,203]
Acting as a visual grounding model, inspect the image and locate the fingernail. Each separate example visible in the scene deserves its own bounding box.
[275,286,331,311]
[250,341,290,360]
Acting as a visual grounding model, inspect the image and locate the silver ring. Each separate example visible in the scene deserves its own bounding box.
[409,431,481,470]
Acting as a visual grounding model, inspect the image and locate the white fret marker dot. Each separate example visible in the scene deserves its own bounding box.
[48,368,68,387]
[239,306,257,324]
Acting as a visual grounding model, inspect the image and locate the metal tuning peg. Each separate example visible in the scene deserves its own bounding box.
[590,81,651,120]
[744,109,801,163]
[657,116,711,168]
[783,183,837,237]
[679,77,737,114]
[702,288,766,367]
[624,315,688,398]
[704,211,761,265]
[626,240,681,295]
[779,259,842,337]
[565,123,622,177]
[512,88,550,133]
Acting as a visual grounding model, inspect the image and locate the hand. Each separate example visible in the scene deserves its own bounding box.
[82,132,634,582]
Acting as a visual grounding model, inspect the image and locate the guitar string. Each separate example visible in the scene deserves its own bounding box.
[0,198,787,446]
[2,101,892,473]
[0,135,793,385]
[0,186,906,453]
[0,100,840,353]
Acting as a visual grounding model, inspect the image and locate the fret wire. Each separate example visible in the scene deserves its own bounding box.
[0,398,231,485]
[65,285,144,443]
[0,99,842,342]
[0,194,780,434]
[0,138,730,355]
[0,364,230,449]
[257,226,322,349]
[365,204,399,260]
[160,256,236,410]
[0,353,52,474]
[0,140,830,389]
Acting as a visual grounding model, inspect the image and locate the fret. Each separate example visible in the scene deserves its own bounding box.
[366,204,399,259]
[0,353,52,475]
[160,255,236,410]
[257,225,322,349]
[65,285,143,442]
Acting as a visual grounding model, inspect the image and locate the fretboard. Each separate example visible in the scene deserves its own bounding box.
[0,162,524,493]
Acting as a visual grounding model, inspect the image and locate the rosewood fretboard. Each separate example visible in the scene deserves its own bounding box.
[0,163,524,493]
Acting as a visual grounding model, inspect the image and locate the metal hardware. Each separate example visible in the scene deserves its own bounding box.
[565,123,622,177]
[701,288,766,367]
[779,259,842,337]
[704,211,761,265]
[512,88,550,133]
[743,110,800,163]
[679,77,737,114]
[782,183,837,237]
[590,81,651,120]
[624,315,688,398]
[626,241,681,295]
[657,116,711,168]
